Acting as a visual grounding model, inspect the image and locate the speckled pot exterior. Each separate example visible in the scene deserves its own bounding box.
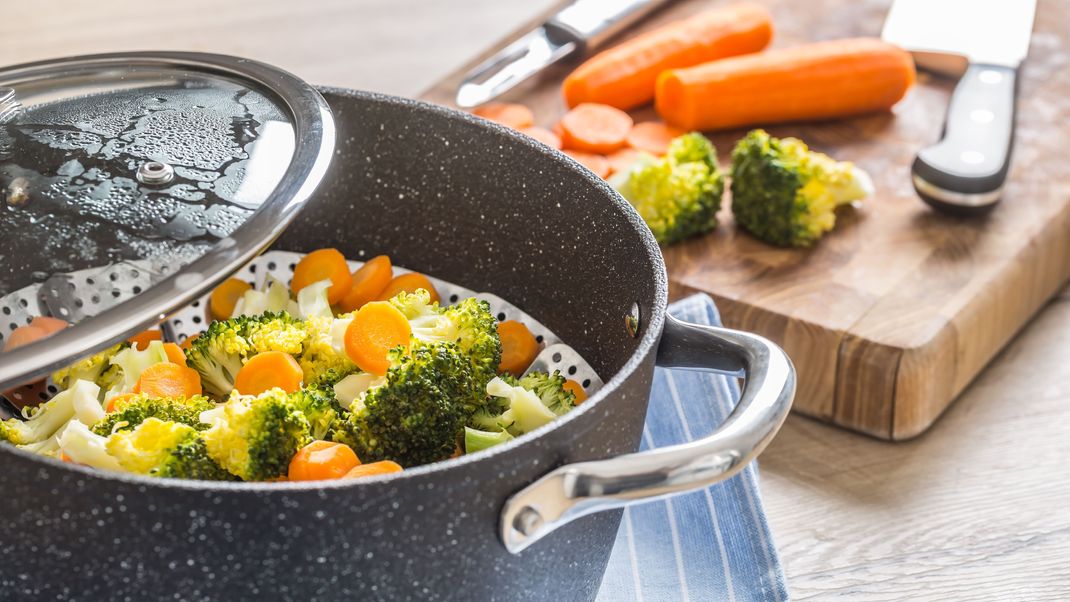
[0,89,668,601]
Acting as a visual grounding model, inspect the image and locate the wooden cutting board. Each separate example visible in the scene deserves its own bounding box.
[421,0,1070,439]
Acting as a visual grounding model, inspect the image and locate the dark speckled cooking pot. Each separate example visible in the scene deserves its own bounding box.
[0,89,794,601]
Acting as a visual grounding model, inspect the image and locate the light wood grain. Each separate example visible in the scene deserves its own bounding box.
[420,0,1070,441]
[4,1,1068,598]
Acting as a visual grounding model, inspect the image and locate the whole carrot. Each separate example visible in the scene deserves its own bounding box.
[655,38,916,131]
[562,3,773,110]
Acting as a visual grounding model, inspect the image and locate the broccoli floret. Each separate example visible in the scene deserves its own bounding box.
[290,384,342,441]
[332,342,475,467]
[611,132,724,245]
[91,395,217,436]
[105,418,234,480]
[200,388,311,481]
[0,380,100,446]
[516,371,576,416]
[470,372,576,438]
[186,312,306,397]
[388,290,502,395]
[729,129,874,247]
[51,343,127,394]
[298,315,358,386]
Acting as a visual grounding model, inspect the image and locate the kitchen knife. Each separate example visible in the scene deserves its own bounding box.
[456,0,672,108]
[882,0,1036,215]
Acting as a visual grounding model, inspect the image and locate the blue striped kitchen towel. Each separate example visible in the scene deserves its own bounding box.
[597,294,788,602]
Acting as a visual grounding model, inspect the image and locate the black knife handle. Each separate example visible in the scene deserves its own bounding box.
[913,63,1018,216]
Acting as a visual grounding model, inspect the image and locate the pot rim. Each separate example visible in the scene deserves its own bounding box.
[0,88,669,492]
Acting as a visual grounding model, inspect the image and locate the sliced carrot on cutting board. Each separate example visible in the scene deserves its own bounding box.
[344,302,412,376]
[234,351,304,396]
[377,273,440,305]
[209,278,252,321]
[291,248,353,305]
[498,320,540,377]
[559,103,633,154]
[135,362,202,398]
[606,147,645,176]
[626,122,685,156]
[472,103,534,129]
[519,126,562,150]
[563,150,611,179]
[288,440,361,481]
[339,255,394,313]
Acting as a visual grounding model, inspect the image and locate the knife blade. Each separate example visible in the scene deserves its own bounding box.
[882,0,1037,215]
[456,0,671,108]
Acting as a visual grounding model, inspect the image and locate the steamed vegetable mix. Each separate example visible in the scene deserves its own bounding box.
[1,251,581,482]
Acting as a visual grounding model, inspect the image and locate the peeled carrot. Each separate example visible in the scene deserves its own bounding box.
[563,3,774,110]
[135,362,202,398]
[4,325,48,351]
[558,103,633,154]
[179,333,199,350]
[552,122,566,140]
[656,38,916,131]
[344,302,412,376]
[288,440,361,481]
[163,342,187,366]
[563,379,588,405]
[106,392,139,413]
[562,150,611,179]
[606,147,645,176]
[344,460,403,479]
[291,248,353,305]
[472,103,534,129]
[377,273,440,304]
[626,122,685,155]
[339,255,393,313]
[209,278,252,321]
[29,316,68,335]
[234,351,304,395]
[498,320,540,377]
[519,126,562,150]
[128,329,162,351]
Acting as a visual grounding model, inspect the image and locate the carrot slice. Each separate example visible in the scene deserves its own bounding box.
[179,333,199,350]
[288,440,361,481]
[29,316,68,335]
[291,248,353,305]
[106,392,139,413]
[562,3,774,110]
[136,362,202,398]
[498,320,540,377]
[552,122,566,140]
[344,460,403,479]
[128,329,162,351]
[163,342,187,366]
[626,122,686,155]
[563,150,611,179]
[472,103,534,129]
[558,103,633,154]
[209,278,252,321]
[344,302,412,376]
[339,255,394,313]
[234,351,304,396]
[377,273,440,304]
[563,379,588,405]
[605,148,645,176]
[519,126,562,150]
[4,325,47,352]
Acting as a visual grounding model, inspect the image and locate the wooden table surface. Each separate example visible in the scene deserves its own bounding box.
[4,1,1068,599]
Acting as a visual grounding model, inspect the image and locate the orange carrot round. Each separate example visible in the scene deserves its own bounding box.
[344,460,403,479]
[472,103,534,129]
[106,392,139,413]
[562,4,774,110]
[626,122,685,155]
[234,351,304,396]
[377,273,440,304]
[519,126,562,150]
[606,147,645,176]
[344,302,412,376]
[128,329,162,351]
[288,440,361,481]
[291,248,353,305]
[135,362,202,398]
[4,325,48,351]
[339,255,394,313]
[498,320,540,377]
[29,316,68,335]
[209,278,252,321]
[552,122,566,140]
[562,150,611,179]
[163,342,188,366]
[559,103,633,154]
[179,333,199,350]
[563,379,588,405]
[655,38,917,131]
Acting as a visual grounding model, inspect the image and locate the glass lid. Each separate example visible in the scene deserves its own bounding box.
[0,52,335,390]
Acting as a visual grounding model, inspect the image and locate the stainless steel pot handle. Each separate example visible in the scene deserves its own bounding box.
[500,314,796,553]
